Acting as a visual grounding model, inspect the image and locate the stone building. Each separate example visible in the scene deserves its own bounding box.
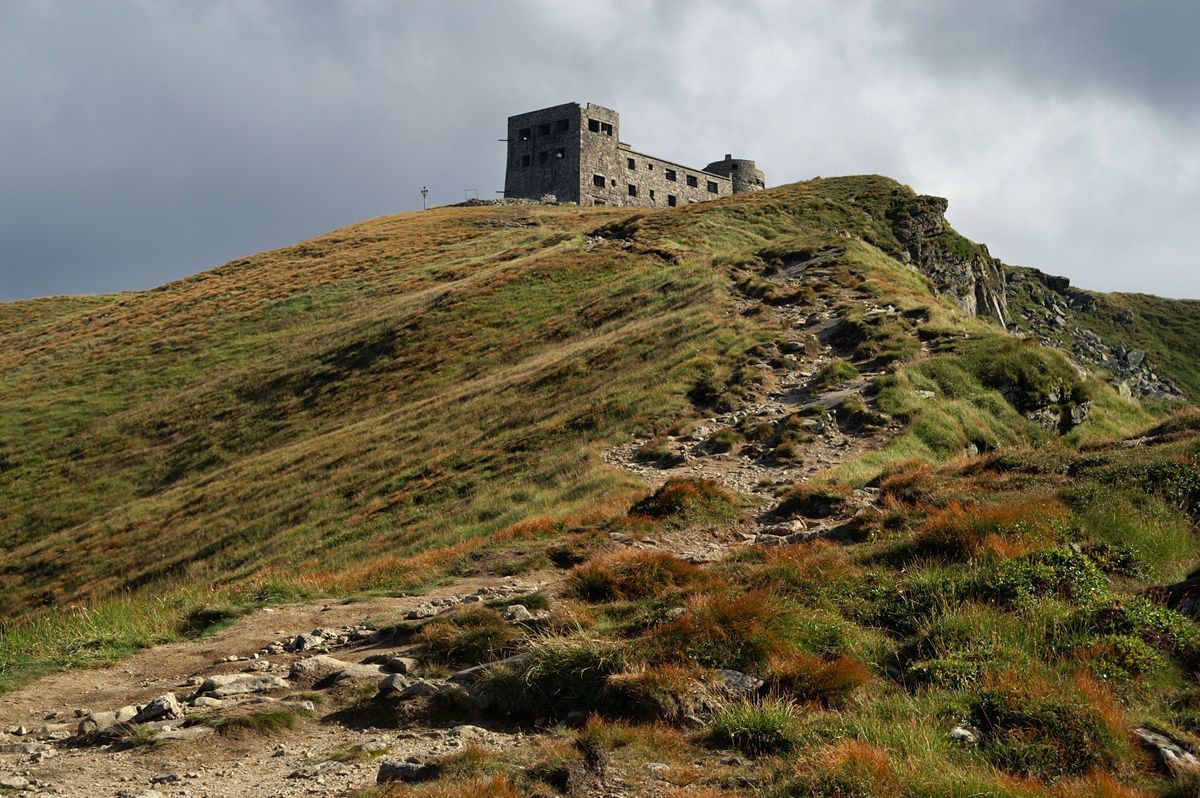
[503,101,764,208]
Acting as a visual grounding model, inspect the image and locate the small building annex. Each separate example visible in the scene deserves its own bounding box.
[503,101,765,208]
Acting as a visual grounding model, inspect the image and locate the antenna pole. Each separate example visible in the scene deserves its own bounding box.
[420,186,429,210]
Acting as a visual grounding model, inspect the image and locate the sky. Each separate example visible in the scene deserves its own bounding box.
[1,0,1197,301]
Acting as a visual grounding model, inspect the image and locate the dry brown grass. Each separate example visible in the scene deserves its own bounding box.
[565,550,708,602]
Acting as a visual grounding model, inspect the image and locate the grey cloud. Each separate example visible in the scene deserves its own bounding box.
[0,0,1197,301]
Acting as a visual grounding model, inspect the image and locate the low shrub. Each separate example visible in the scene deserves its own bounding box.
[635,438,685,468]
[1064,595,1199,656]
[858,568,970,636]
[415,607,523,667]
[629,478,739,525]
[565,551,704,602]
[641,591,797,672]
[982,548,1107,606]
[1078,634,1166,681]
[769,653,871,708]
[969,670,1129,780]
[707,697,800,756]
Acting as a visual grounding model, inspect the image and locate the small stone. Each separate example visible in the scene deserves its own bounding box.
[949,723,980,745]
[377,760,439,784]
[384,656,419,675]
[150,773,181,785]
[134,693,182,724]
[502,604,534,623]
[0,776,30,790]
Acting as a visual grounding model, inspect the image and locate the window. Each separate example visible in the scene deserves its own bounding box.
[521,154,531,168]
[593,174,606,188]
[600,122,613,135]
[647,163,653,170]
[555,147,565,159]
[667,194,677,207]
[628,184,637,197]
[518,127,531,141]
[555,119,569,132]
[665,169,677,182]
[649,189,655,200]
[707,180,718,193]
[587,118,601,132]
[537,151,548,164]
[686,175,698,187]
[627,157,635,169]
[730,163,739,171]
[593,198,606,206]
[538,123,550,135]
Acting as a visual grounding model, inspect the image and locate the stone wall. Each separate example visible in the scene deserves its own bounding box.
[504,101,752,210]
[504,102,583,204]
[705,155,766,194]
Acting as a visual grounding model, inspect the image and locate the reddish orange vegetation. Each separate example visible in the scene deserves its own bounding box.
[909,495,1068,562]
[795,740,898,798]
[566,550,709,601]
[769,652,872,708]
[1072,671,1131,741]
[641,590,794,670]
[761,539,861,583]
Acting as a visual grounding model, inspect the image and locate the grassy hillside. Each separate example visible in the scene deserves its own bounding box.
[0,176,1169,690]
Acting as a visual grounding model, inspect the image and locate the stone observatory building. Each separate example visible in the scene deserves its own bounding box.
[504,101,765,208]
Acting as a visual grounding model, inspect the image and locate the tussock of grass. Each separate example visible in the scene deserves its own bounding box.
[415,607,523,667]
[565,550,705,602]
[707,697,800,756]
[210,708,307,736]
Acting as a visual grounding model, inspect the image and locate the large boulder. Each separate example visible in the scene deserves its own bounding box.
[289,655,385,683]
[134,693,182,724]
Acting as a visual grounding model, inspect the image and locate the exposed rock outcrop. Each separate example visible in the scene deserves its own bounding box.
[887,194,1009,326]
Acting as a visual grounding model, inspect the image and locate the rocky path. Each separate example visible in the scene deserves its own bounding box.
[0,575,550,797]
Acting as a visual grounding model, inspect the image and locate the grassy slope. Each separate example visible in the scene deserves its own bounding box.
[0,177,1169,692]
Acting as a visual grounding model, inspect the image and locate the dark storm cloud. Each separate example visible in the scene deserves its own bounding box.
[0,1,1197,301]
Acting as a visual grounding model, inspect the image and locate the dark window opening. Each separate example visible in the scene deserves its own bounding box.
[665,169,677,182]
[593,198,606,206]
[555,119,569,132]
[538,123,550,135]
[628,184,637,197]
[555,147,565,159]
[593,174,606,188]
[518,127,531,141]
[600,122,613,135]
[538,151,548,164]
[686,175,698,187]
[627,157,635,169]
[521,154,531,168]
[647,163,653,170]
[707,180,719,193]
[667,194,677,207]
[649,189,655,200]
[587,118,601,132]
[731,163,739,170]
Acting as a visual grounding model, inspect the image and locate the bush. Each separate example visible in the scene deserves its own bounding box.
[969,671,1128,780]
[565,551,704,602]
[1079,634,1166,681]
[982,548,1107,606]
[415,607,523,667]
[707,697,800,756]
[769,653,871,708]
[641,591,797,672]
[629,478,739,525]
[1065,595,1199,655]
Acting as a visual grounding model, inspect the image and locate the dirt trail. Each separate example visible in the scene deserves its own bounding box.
[0,574,552,797]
